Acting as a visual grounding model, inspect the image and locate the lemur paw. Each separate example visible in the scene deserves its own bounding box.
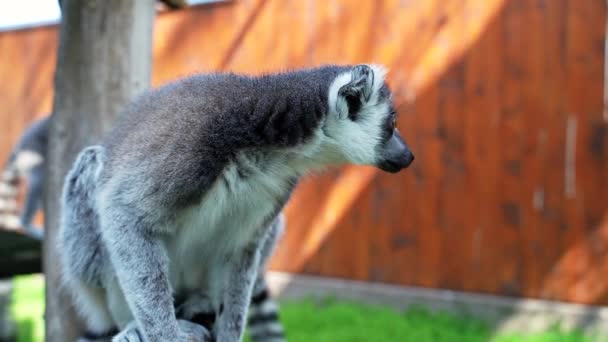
[111,320,211,342]
[176,293,218,338]
[176,293,215,321]
[111,322,143,342]
[178,319,213,341]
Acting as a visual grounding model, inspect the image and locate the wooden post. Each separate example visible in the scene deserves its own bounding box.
[44,0,155,340]
[604,0,608,122]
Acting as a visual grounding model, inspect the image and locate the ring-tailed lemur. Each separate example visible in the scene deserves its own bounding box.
[62,146,285,342]
[0,118,283,341]
[0,116,283,341]
[59,64,414,342]
[62,144,285,341]
[0,117,49,239]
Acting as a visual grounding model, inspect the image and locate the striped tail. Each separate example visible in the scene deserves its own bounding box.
[248,276,286,342]
[0,156,21,231]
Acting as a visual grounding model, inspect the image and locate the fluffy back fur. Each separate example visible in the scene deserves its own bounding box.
[98,64,394,213]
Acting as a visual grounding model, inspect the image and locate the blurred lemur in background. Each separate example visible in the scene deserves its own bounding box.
[0,116,49,239]
[59,64,414,342]
[3,0,188,239]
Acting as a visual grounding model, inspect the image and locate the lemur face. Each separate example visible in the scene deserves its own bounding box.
[324,64,414,173]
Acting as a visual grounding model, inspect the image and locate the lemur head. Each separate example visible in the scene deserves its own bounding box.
[321,64,414,173]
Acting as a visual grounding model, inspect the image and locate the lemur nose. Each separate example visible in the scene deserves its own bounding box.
[404,152,414,168]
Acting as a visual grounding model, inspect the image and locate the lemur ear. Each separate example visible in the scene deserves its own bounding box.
[337,65,375,120]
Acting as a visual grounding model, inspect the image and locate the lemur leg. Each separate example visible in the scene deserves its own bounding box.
[21,165,44,239]
[105,278,134,329]
[100,207,209,342]
[159,216,287,342]
[257,214,284,271]
[248,215,286,342]
[68,279,116,342]
[248,276,285,342]
[216,244,261,342]
[106,280,212,342]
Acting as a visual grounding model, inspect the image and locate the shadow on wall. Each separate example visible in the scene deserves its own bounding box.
[269,0,608,310]
[269,0,507,279]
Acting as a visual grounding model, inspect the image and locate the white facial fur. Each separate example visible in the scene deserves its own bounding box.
[321,64,391,165]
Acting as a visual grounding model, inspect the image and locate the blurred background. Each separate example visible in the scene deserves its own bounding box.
[0,0,607,341]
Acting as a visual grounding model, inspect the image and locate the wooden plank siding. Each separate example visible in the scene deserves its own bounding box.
[0,0,607,305]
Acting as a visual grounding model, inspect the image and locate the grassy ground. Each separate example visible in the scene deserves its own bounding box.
[9,275,44,342]
[9,275,596,342]
[261,299,594,342]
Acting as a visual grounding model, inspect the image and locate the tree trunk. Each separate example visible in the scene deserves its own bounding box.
[44,1,155,340]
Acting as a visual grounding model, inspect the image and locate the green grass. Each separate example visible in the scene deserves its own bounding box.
[252,299,490,342]
[8,275,598,342]
[9,275,44,342]
[247,299,595,342]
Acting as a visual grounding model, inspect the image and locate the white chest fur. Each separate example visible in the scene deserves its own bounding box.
[164,153,295,298]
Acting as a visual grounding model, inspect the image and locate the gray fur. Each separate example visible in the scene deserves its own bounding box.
[60,146,116,336]
[0,116,49,238]
[60,64,410,342]
[172,215,286,342]
[247,213,286,342]
[60,146,108,286]
[61,147,288,342]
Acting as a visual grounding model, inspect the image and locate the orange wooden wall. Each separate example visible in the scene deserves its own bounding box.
[1,0,607,305]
